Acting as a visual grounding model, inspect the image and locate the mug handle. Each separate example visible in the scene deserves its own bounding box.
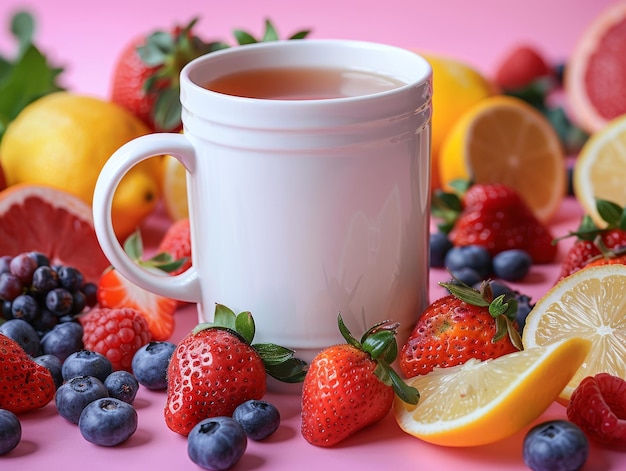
[92,133,202,303]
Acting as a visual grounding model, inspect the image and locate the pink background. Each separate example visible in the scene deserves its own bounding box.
[0,0,618,97]
[1,1,625,470]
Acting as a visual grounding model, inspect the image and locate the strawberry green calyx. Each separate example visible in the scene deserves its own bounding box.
[556,198,626,243]
[193,304,308,384]
[337,314,419,405]
[440,281,523,351]
[122,229,187,274]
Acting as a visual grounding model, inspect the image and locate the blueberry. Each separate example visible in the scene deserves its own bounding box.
[45,288,74,316]
[233,400,280,440]
[444,245,492,278]
[55,375,109,424]
[448,267,482,288]
[0,318,40,356]
[0,256,12,275]
[104,371,139,404]
[34,354,64,389]
[514,294,534,334]
[80,282,98,308]
[31,265,59,293]
[131,341,176,390]
[31,309,59,335]
[40,321,84,362]
[492,249,532,281]
[429,232,453,268]
[188,416,247,471]
[79,398,137,447]
[0,409,21,455]
[57,266,84,291]
[62,350,112,382]
[0,272,23,302]
[9,253,37,284]
[10,294,40,323]
[523,420,589,471]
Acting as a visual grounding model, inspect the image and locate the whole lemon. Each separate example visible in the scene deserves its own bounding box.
[0,92,161,239]
[416,52,496,190]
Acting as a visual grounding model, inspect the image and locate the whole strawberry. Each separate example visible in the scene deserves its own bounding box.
[399,281,522,378]
[301,315,419,447]
[556,199,626,281]
[0,334,55,414]
[80,307,152,372]
[433,183,557,263]
[157,218,191,276]
[164,304,306,436]
[494,44,553,91]
[110,18,228,132]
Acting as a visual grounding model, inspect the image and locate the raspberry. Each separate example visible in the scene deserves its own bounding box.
[157,218,191,276]
[566,373,626,449]
[80,307,152,372]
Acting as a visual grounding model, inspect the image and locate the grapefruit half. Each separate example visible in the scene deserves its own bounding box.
[0,184,110,283]
[565,2,626,134]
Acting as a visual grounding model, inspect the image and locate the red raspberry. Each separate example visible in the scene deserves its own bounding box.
[566,373,626,449]
[80,307,152,372]
[157,218,191,276]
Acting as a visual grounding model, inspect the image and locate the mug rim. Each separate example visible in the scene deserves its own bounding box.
[180,38,432,105]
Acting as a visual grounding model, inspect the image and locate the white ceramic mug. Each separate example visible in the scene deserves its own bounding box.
[93,39,432,363]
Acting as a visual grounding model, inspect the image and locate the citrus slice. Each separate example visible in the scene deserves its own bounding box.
[438,95,566,223]
[0,183,110,283]
[573,114,626,227]
[415,52,495,190]
[522,264,626,403]
[161,154,189,221]
[565,2,626,134]
[393,337,590,447]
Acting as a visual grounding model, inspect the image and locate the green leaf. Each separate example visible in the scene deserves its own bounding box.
[232,29,258,45]
[234,311,255,344]
[337,313,361,348]
[362,330,395,359]
[138,31,175,66]
[213,304,237,329]
[261,19,279,42]
[153,87,182,131]
[123,230,144,260]
[288,30,311,40]
[596,199,624,227]
[440,282,489,307]
[253,343,298,365]
[263,356,308,383]
[492,316,509,343]
[387,365,420,405]
[10,10,35,54]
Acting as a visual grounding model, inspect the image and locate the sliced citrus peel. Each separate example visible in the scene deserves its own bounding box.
[393,337,590,447]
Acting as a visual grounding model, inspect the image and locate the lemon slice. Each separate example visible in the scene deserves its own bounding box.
[522,264,626,402]
[438,95,566,223]
[161,153,189,221]
[573,114,626,228]
[393,337,590,447]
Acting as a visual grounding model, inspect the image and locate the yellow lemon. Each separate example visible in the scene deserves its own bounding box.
[416,52,495,190]
[393,337,590,447]
[574,114,626,228]
[522,264,626,403]
[438,95,566,223]
[161,153,189,221]
[0,91,161,239]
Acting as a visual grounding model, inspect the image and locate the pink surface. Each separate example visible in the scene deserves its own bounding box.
[1,1,625,470]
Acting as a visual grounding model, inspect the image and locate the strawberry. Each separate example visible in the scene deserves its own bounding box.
[164,304,306,436]
[110,18,228,132]
[567,373,626,449]
[110,18,310,132]
[556,199,626,281]
[97,230,185,341]
[157,218,191,276]
[399,281,522,378]
[0,334,55,414]
[494,44,553,91]
[301,315,419,447]
[432,183,557,263]
[80,307,152,371]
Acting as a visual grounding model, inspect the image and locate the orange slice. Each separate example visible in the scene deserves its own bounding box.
[161,154,189,221]
[573,114,626,227]
[522,264,626,403]
[393,337,590,447]
[438,95,566,223]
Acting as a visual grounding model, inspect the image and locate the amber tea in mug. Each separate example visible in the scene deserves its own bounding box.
[204,66,407,100]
